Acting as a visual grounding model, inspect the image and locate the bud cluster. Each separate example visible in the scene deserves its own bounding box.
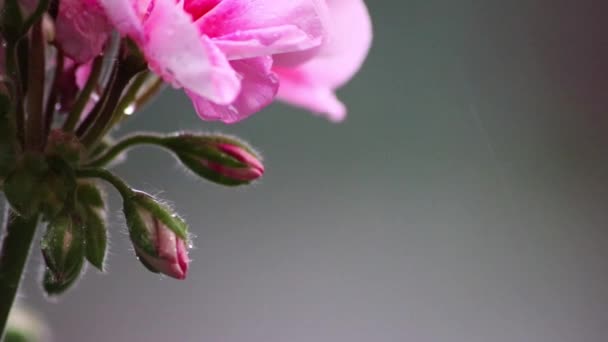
[0,1,266,298]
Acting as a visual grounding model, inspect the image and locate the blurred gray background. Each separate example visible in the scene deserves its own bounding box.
[17,1,608,341]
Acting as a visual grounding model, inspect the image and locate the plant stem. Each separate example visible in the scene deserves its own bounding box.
[76,168,134,199]
[43,49,64,140]
[75,62,119,138]
[111,71,148,125]
[0,207,39,339]
[131,76,164,113]
[85,134,165,168]
[6,41,25,149]
[25,20,45,151]
[63,55,103,132]
[79,68,138,149]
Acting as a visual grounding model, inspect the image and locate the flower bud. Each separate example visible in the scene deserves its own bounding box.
[123,192,189,279]
[41,212,85,295]
[165,134,264,186]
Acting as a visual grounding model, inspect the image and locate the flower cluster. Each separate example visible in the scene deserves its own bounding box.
[0,0,371,310]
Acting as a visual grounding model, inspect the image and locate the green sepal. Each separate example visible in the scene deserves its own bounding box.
[42,264,82,296]
[164,134,260,186]
[82,206,107,271]
[164,134,254,168]
[74,181,107,270]
[40,212,85,295]
[123,198,156,257]
[76,181,105,208]
[4,153,48,218]
[41,156,78,219]
[132,191,188,240]
[123,191,189,258]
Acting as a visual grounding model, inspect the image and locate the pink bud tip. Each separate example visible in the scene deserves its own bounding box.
[213,143,265,181]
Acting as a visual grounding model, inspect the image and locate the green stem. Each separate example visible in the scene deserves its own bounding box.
[6,42,25,149]
[75,62,119,138]
[0,207,39,339]
[63,55,103,132]
[44,49,64,140]
[85,134,166,168]
[78,65,136,148]
[20,0,49,37]
[132,76,164,113]
[75,168,133,199]
[25,20,45,151]
[111,71,148,126]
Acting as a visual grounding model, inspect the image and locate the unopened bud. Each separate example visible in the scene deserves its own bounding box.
[41,212,85,295]
[165,134,264,186]
[123,192,189,279]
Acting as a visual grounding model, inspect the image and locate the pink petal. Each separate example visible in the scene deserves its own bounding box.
[97,0,145,40]
[55,0,113,63]
[176,238,190,277]
[195,0,328,59]
[275,66,346,121]
[274,0,372,121]
[183,0,221,18]
[101,0,241,105]
[188,56,278,123]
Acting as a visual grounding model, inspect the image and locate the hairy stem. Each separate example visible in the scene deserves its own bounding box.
[0,208,39,339]
[85,134,166,168]
[76,168,134,199]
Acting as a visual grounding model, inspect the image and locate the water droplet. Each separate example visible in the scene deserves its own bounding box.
[124,104,135,115]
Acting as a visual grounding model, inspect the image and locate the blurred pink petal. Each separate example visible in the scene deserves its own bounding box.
[188,57,278,123]
[99,0,327,123]
[55,0,112,63]
[274,0,372,121]
[100,0,241,105]
[57,58,95,113]
[196,0,328,59]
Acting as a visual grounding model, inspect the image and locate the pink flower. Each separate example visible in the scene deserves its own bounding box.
[55,0,113,63]
[98,0,328,123]
[273,0,372,122]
